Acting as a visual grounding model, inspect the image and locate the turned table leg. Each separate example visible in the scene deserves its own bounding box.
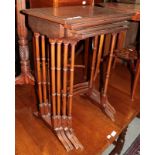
[48,38,83,151]
[67,41,84,150]
[84,38,89,80]
[88,34,116,121]
[15,0,34,85]
[93,34,105,81]
[101,33,117,122]
[89,36,99,89]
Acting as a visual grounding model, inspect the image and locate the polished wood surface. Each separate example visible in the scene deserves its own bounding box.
[16,63,140,155]
[23,6,133,25]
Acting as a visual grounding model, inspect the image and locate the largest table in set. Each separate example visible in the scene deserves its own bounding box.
[22,5,135,151]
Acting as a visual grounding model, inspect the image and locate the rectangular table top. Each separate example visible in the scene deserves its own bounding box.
[22,5,134,26]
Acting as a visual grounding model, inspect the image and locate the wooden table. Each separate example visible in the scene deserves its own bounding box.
[22,5,135,152]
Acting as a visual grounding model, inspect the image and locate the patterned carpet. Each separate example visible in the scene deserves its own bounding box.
[124,135,140,155]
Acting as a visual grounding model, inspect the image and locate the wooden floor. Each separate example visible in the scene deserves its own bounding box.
[15,63,140,155]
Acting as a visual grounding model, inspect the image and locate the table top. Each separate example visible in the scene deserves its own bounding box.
[102,2,140,21]
[23,5,134,25]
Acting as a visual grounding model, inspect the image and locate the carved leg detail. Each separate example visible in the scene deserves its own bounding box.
[16,0,34,85]
[15,45,34,85]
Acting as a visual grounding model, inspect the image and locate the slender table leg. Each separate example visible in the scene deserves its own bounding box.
[58,40,75,151]
[16,0,34,85]
[41,35,50,115]
[33,36,83,151]
[131,59,140,100]
[84,38,89,80]
[88,34,116,121]
[89,36,99,89]
[61,41,80,150]
[34,33,44,116]
[67,40,84,150]
[93,34,105,81]
[49,39,72,151]
[101,33,117,122]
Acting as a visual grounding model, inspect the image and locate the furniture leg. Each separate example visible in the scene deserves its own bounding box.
[89,36,99,89]
[47,44,51,113]
[58,40,75,150]
[67,41,84,150]
[41,35,49,115]
[61,41,80,150]
[84,38,89,80]
[16,0,34,85]
[34,33,44,116]
[101,33,117,122]
[131,59,140,100]
[49,39,72,151]
[93,34,105,81]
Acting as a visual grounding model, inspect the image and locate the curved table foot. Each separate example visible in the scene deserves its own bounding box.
[101,95,116,122]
